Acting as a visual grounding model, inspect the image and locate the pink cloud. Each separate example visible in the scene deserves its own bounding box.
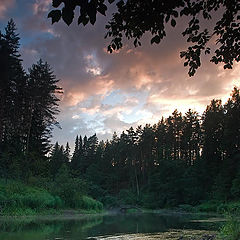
[33,0,51,16]
[18,4,240,143]
[0,0,15,19]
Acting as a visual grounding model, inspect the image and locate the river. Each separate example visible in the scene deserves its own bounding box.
[0,212,223,240]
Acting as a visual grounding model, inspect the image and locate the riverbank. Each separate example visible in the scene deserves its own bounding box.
[0,179,103,216]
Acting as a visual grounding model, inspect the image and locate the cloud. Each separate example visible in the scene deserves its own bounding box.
[0,0,15,19]
[16,1,240,147]
[33,0,51,16]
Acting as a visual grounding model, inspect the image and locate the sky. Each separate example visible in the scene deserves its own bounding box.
[0,0,239,150]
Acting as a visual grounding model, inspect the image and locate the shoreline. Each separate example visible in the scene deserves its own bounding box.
[0,208,224,221]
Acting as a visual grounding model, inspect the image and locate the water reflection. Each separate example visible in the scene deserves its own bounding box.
[0,213,221,240]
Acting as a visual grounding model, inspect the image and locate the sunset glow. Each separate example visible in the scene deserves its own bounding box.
[1,0,239,150]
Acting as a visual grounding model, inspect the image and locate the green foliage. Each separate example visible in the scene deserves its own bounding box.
[217,202,240,215]
[219,214,240,240]
[195,200,222,213]
[118,189,137,205]
[0,179,64,215]
[78,196,103,212]
[50,164,88,208]
[101,195,119,207]
[0,178,100,215]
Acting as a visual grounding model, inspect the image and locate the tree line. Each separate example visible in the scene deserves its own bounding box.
[51,87,240,208]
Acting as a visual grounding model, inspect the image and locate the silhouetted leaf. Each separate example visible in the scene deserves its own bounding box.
[107,45,113,53]
[87,2,97,25]
[165,15,170,23]
[172,10,178,18]
[171,19,176,27]
[112,43,116,50]
[224,63,232,69]
[117,0,124,8]
[134,38,138,47]
[52,0,63,8]
[205,48,210,54]
[47,0,240,76]
[62,7,74,26]
[48,10,61,24]
[97,3,107,16]
[78,15,89,26]
[151,35,160,44]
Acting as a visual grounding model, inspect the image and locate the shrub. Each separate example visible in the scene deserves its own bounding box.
[78,196,103,211]
[22,191,56,209]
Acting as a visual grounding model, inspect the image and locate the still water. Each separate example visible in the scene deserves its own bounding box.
[0,212,222,240]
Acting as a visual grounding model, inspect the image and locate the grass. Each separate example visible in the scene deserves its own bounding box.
[0,179,103,216]
[218,214,240,240]
[0,179,63,215]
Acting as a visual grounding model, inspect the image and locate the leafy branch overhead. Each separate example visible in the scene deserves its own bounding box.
[48,0,240,77]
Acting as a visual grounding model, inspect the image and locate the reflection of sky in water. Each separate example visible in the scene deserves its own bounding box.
[0,213,222,240]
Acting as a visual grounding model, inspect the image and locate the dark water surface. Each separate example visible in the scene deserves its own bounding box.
[0,212,223,240]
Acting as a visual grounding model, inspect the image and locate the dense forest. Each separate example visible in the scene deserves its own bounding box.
[0,20,240,214]
[63,87,240,209]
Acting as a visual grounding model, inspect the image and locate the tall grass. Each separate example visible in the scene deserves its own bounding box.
[0,180,64,215]
[77,196,103,212]
[0,179,103,216]
[219,214,240,240]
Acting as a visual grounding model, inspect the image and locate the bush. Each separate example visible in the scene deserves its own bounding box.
[78,196,103,211]
[22,191,56,209]
[50,165,88,208]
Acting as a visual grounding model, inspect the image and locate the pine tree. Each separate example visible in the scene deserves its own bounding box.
[0,19,26,149]
[202,99,224,191]
[181,109,201,166]
[0,19,27,179]
[27,59,62,156]
[64,142,71,163]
